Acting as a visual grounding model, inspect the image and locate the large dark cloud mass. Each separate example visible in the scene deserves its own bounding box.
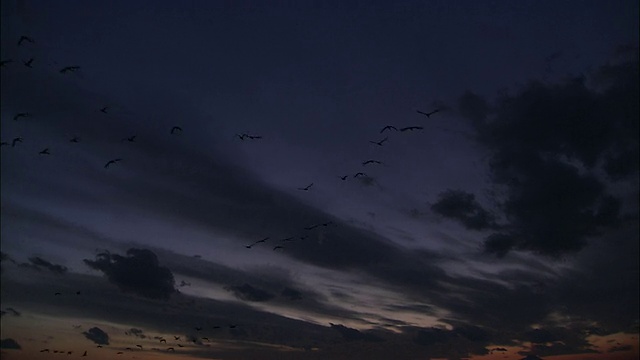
[82,327,110,345]
[83,248,175,300]
[456,49,638,257]
[431,189,497,230]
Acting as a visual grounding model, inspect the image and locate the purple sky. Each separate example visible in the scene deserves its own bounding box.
[1,1,638,359]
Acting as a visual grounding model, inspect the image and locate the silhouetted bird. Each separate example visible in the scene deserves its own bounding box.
[13,113,30,120]
[339,175,348,180]
[54,292,61,296]
[171,126,182,134]
[369,137,388,146]
[380,125,398,133]
[247,135,262,139]
[136,345,143,350]
[82,350,87,356]
[60,66,80,74]
[416,109,441,118]
[354,172,367,178]
[202,337,210,341]
[0,59,12,67]
[362,160,381,165]
[123,135,136,142]
[400,126,423,132]
[167,348,175,352]
[281,237,295,242]
[18,35,34,46]
[76,291,81,295]
[70,136,80,143]
[12,137,23,147]
[97,345,102,348]
[236,133,247,140]
[39,148,50,155]
[298,183,313,191]
[174,336,180,340]
[117,351,123,354]
[104,158,122,168]
[256,237,269,244]
[160,339,166,343]
[273,246,284,251]
[100,106,109,114]
[229,324,237,329]
[40,349,50,353]
[23,58,34,68]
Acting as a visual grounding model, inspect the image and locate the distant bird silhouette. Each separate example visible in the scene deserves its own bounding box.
[136,345,143,350]
[76,291,81,295]
[18,35,35,46]
[362,160,381,165]
[0,59,12,67]
[39,148,50,155]
[369,137,388,146]
[12,137,23,147]
[281,237,295,242]
[247,135,262,139]
[23,58,34,68]
[167,347,175,352]
[123,135,136,142]
[380,125,398,133]
[236,133,247,140]
[104,158,122,168]
[339,175,348,180]
[416,109,441,118]
[256,237,269,244]
[273,246,284,251]
[229,324,237,329]
[202,337,210,341]
[13,112,30,120]
[354,172,367,178]
[298,183,313,191]
[82,350,87,356]
[117,351,123,354]
[195,327,202,331]
[70,136,80,143]
[160,339,166,343]
[40,349,50,353]
[304,222,332,230]
[100,106,109,114]
[54,292,61,296]
[174,336,180,340]
[97,345,102,348]
[400,126,423,132]
[60,66,80,74]
[171,126,182,134]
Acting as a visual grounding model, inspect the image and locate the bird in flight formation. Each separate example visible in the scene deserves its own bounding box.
[362,160,382,166]
[104,158,122,169]
[416,108,441,118]
[171,126,182,134]
[297,183,314,191]
[380,125,398,133]
[273,246,284,251]
[400,126,423,132]
[369,137,388,146]
[246,237,269,249]
[39,148,50,155]
[18,35,35,46]
[23,58,34,68]
[236,133,262,140]
[100,106,109,114]
[12,137,23,147]
[60,66,80,74]
[13,112,30,120]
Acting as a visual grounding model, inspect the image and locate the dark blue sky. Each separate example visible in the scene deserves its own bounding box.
[1,1,638,359]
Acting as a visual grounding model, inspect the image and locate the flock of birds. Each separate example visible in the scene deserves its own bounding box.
[1,33,445,357]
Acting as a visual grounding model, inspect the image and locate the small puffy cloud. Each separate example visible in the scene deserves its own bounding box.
[84,249,175,300]
[431,190,497,230]
[83,327,110,345]
[224,283,274,302]
[0,338,22,349]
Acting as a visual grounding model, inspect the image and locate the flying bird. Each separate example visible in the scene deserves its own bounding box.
[70,136,80,143]
[82,350,87,357]
[60,66,80,74]
[228,324,237,329]
[202,337,210,341]
[354,172,367,178]
[40,349,50,353]
[18,35,34,46]
[297,183,313,191]
[247,134,262,139]
[100,106,109,113]
[362,160,382,165]
[136,345,143,350]
[104,158,122,168]
[416,109,441,118]
[0,59,13,67]
[122,135,136,142]
[380,125,398,133]
[273,246,284,251]
[236,133,247,140]
[160,339,166,343]
[174,336,180,340]
[167,348,175,352]
[54,292,61,296]
[339,175,348,180]
[117,351,124,354]
[12,137,23,147]
[13,112,30,120]
[171,126,182,134]
[400,126,423,132]
[369,137,388,146]
[39,148,50,155]
[23,58,34,68]
[281,237,295,242]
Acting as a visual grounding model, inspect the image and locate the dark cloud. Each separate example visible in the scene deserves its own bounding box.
[281,287,303,300]
[0,338,21,350]
[83,249,175,300]
[82,327,109,345]
[225,283,275,302]
[125,328,146,339]
[431,189,497,230]
[27,257,68,275]
[456,51,638,257]
[329,323,383,342]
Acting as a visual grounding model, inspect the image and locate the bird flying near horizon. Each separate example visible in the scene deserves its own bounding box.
[104,158,122,168]
[416,109,442,118]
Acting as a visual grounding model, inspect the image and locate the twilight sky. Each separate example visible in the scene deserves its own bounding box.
[1,1,638,359]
